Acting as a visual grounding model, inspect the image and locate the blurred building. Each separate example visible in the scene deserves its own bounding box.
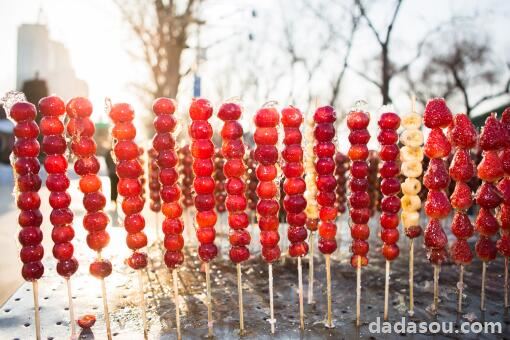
[16,23,88,101]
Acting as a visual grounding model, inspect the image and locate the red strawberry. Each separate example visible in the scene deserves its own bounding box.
[501,107,510,136]
[475,236,497,262]
[477,151,504,182]
[479,114,507,151]
[450,239,473,265]
[475,208,500,236]
[475,182,503,209]
[497,177,510,204]
[501,204,510,231]
[449,149,475,182]
[424,218,448,249]
[424,190,451,219]
[451,211,474,239]
[497,234,510,257]
[424,98,453,129]
[500,148,510,174]
[424,128,451,159]
[450,181,473,210]
[424,158,450,190]
[448,113,477,149]
[427,248,448,265]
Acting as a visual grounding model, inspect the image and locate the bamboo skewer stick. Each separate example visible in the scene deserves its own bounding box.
[481,262,487,311]
[100,278,112,340]
[409,239,414,315]
[138,270,148,339]
[32,281,41,340]
[384,260,390,321]
[457,265,465,313]
[356,256,361,327]
[205,263,213,337]
[505,257,509,309]
[268,263,276,334]
[325,255,333,328]
[66,278,76,337]
[433,264,439,314]
[298,257,304,330]
[308,232,315,304]
[236,263,245,334]
[172,270,181,340]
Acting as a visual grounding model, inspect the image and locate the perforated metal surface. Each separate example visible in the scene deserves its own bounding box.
[1,213,510,339]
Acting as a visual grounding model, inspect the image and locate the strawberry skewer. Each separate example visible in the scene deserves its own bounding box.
[447,113,478,313]
[476,113,506,311]
[347,104,370,326]
[423,98,453,314]
[399,96,424,314]
[498,108,510,308]
[377,108,401,320]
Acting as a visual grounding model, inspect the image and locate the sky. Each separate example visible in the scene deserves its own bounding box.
[1,0,509,130]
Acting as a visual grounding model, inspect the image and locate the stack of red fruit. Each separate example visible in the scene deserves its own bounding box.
[67,97,112,278]
[214,150,227,214]
[475,114,505,263]
[347,108,371,267]
[190,99,218,262]
[314,106,338,255]
[334,152,348,214]
[219,102,250,263]
[179,145,194,208]
[423,98,452,264]
[246,148,259,213]
[377,111,401,261]
[254,105,281,262]
[498,108,510,256]
[152,98,184,268]
[40,96,78,277]
[148,148,162,213]
[11,101,44,281]
[282,106,308,257]
[109,103,148,270]
[448,114,477,265]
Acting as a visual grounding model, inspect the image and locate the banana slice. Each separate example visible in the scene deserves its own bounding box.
[400,146,424,162]
[401,211,420,228]
[305,204,319,219]
[401,113,422,129]
[401,177,422,195]
[401,194,422,211]
[401,160,423,178]
[400,129,424,148]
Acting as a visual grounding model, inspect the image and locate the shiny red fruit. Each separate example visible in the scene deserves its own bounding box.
[380,212,399,229]
[164,251,184,268]
[198,243,218,262]
[347,111,369,130]
[318,238,337,254]
[126,232,147,250]
[86,231,110,250]
[450,239,473,265]
[451,212,474,239]
[475,236,497,262]
[22,261,44,281]
[89,259,112,278]
[196,210,217,228]
[153,97,176,115]
[424,158,450,190]
[66,97,93,118]
[378,112,400,129]
[382,244,399,261]
[424,219,447,249]
[351,224,369,240]
[77,315,96,329]
[424,190,451,219]
[423,98,452,129]
[380,144,399,161]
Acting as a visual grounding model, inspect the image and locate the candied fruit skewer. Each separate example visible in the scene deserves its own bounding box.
[399,96,424,314]
[423,98,453,314]
[313,106,337,328]
[377,108,401,321]
[66,97,113,339]
[39,95,80,337]
[253,104,281,334]
[447,113,478,313]
[499,108,510,308]
[189,98,218,336]
[9,99,44,340]
[108,102,149,337]
[304,115,318,304]
[152,98,184,338]
[476,113,506,311]
[218,101,251,333]
[335,152,349,215]
[347,104,371,326]
[148,147,162,243]
[281,106,309,330]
